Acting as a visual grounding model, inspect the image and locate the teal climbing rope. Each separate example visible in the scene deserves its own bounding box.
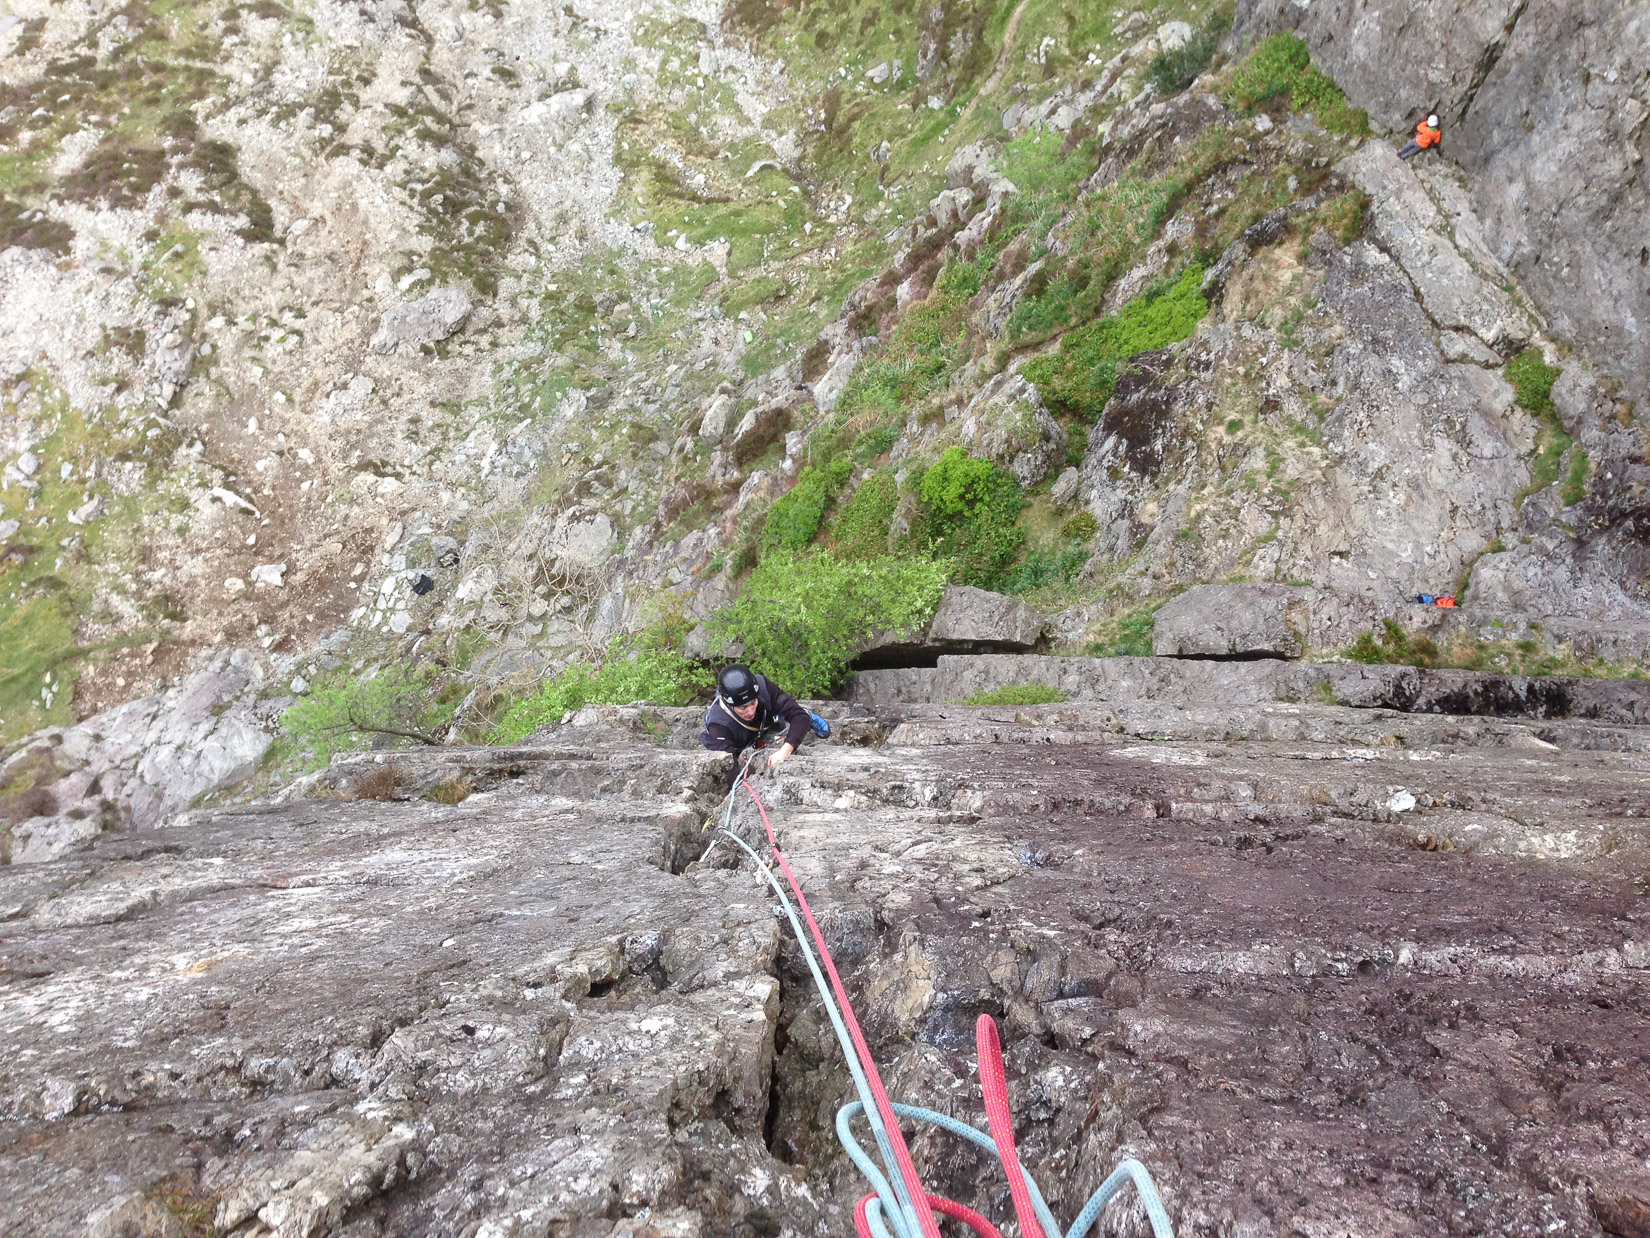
[707,746,1175,1238]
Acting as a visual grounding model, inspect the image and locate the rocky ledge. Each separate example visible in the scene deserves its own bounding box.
[3,689,1648,1237]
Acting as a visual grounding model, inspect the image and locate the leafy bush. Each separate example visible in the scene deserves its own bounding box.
[282,664,458,768]
[999,542,1090,594]
[962,684,1068,706]
[491,640,709,743]
[1506,348,1560,415]
[1506,349,1570,498]
[762,457,853,552]
[1023,265,1209,421]
[1147,7,1231,96]
[920,448,1026,587]
[710,551,949,697]
[1061,509,1099,541]
[1225,33,1368,134]
[831,472,899,558]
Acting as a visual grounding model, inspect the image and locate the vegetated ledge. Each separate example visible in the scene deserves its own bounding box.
[847,654,1650,726]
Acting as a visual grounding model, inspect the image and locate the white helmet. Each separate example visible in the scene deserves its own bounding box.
[1426,114,1439,128]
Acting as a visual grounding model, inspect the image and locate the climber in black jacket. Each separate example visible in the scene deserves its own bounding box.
[699,664,827,780]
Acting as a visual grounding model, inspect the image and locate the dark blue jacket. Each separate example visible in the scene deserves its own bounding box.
[699,673,810,758]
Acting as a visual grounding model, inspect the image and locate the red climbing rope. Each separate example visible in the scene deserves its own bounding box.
[976,1014,1048,1238]
[740,776,944,1238]
[855,1192,1005,1238]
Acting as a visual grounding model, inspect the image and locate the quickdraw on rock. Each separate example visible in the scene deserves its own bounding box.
[708,746,1175,1238]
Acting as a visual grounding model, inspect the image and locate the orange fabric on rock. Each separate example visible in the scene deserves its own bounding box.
[1415,120,1441,148]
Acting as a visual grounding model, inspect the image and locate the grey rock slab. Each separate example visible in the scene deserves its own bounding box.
[928,585,1047,649]
[1341,142,1530,352]
[954,370,1066,487]
[4,713,1650,1234]
[1152,584,1314,659]
[851,652,1650,727]
[1239,0,1650,393]
[1,651,271,863]
[369,287,472,354]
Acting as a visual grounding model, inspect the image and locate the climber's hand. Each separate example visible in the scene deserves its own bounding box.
[766,743,794,774]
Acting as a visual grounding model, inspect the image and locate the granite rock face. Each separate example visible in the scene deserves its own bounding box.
[1152,584,1314,659]
[927,585,1048,649]
[857,585,1047,668]
[4,700,1650,1236]
[1237,0,1650,394]
[1,651,271,865]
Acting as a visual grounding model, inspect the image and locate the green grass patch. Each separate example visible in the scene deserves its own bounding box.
[1344,619,1645,679]
[961,683,1068,706]
[1506,348,1561,416]
[1225,33,1369,135]
[711,551,948,698]
[490,638,710,744]
[1506,349,1570,501]
[829,471,899,559]
[1023,264,1209,421]
[1560,447,1591,507]
[1087,598,1171,658]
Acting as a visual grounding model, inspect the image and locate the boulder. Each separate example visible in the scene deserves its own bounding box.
[370,287,472,354]
[856,585,1047,668]
[929,585,1047,649]
[1152,584,1313,659]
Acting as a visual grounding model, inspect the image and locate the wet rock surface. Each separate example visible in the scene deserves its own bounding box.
[4,699,1648,1236]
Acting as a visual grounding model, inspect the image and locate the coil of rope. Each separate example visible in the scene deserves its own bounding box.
[706,742,1175,1238]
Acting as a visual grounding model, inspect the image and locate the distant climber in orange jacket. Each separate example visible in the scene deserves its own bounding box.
[1398,114,1442,160]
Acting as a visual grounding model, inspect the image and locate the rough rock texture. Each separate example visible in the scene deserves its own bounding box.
[850,652,1650,727]
[928,585,1048,649]
[858,586,1047,668]
[1152,584,1313,659]
[369,288,473,355]
[1237,0,1650,394]
[1,651,271,865]
[5,696,1649,1236]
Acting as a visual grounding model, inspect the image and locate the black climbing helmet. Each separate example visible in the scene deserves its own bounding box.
[719,664,759,707]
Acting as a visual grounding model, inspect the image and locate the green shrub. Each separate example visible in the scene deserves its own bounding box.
[1506,349,1571,499]
[999,542,1089,594]
[919,447,1026,586]
[1506,348,1560,415]
[491,641,709,743]
[962,684,1068,706]
[831,471,899,558]
[1023,265,1208,421]
[710,551,949,697]
[762,457,854,552]
[1061,510,1099,541]
[1021,335,1118,422]
[1225,33,1368,134]
[282,664,458,768]
[1100,264,1210,355]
